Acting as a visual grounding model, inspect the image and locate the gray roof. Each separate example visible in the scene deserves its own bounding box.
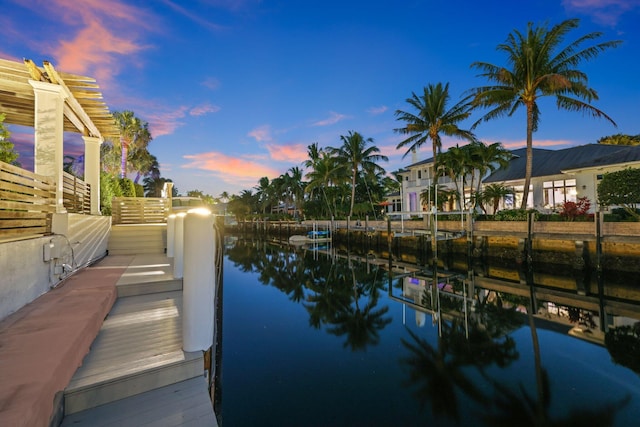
[484,144,640,183]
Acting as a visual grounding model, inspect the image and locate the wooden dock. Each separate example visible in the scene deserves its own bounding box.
[61,253,218,426]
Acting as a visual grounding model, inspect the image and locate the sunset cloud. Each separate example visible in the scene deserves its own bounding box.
[5,0,157,89]
[145,106,189,137]
[182,151,281,185]
[248,125,273,142]
[313,111,347,127]
[190,103,221,116]
[265,143,308,163]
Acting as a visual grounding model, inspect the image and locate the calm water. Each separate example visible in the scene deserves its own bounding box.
[217,237,640,426]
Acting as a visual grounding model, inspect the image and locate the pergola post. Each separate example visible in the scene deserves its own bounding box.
[83,136,103,215]
[29,80,67,214]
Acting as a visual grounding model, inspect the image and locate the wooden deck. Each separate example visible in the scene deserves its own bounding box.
[61,254,218,426]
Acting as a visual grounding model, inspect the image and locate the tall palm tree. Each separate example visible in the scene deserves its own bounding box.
[113,110,152,179]
[305,151,344,218]
[395,82,476,163]
[470,19,621,209]
[329,131,388,218]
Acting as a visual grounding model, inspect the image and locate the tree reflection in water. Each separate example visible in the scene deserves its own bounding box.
[224,237,632,425]
[226,238,393,352]
[400,284,629,426]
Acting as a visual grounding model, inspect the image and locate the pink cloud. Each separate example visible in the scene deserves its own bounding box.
[182,152,281,183]
[313,111,348,127]
[248,125,272,142]
[190,103,221,116]
[145,107,189,137]
[265,143,308,163]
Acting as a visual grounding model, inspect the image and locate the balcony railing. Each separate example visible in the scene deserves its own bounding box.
[0,161,56,241]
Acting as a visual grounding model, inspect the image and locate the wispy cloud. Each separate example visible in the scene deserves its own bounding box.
[202,77,221,90]
[367,105,388,115]
[265,143,308,163]
[145,106,189,137]
[312,111,348,127]
[248,125,273,142]
[190,103,221,116]
[182,151,281,184]
[562,0,640,26]
[159,0,226,32]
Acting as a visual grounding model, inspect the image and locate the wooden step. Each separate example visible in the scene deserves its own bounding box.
[63,291,204,415]
[60,377,217,426]
[115,254,182,297]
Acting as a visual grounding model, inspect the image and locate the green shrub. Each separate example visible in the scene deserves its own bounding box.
[494,209,539,221]
[118,178,136,197]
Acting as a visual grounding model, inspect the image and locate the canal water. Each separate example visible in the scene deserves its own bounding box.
[217,236,640,426]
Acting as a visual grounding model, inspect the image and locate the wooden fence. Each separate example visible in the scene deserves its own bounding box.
[112,197,170,224]
[0,161,56,240]
[62,171,91,214]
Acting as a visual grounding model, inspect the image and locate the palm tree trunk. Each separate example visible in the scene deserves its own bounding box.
[521,105,534,209]
[350,170,356,217]
[120,141,128,179]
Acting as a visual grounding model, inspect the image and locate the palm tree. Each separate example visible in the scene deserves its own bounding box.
[305,151,344,218]
[395,83,476,163]
[478,183,515,213]
[329,131,388,218]
[470,19,621,209]
[112,110,152,179]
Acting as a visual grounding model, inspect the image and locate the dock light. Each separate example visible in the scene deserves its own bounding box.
[167,214,176,257]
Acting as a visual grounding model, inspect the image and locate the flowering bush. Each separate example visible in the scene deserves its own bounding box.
[560,197,591,221]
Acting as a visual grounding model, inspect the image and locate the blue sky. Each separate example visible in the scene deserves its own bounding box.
[2,0,639,197]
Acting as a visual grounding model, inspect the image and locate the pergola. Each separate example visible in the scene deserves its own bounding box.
[0,57,120,215]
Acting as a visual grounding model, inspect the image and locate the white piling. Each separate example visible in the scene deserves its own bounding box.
[182,208,215,352]
[173,212,186,279]
[167,214,176,257]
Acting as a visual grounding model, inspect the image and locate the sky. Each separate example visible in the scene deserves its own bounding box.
[2,0,640,197]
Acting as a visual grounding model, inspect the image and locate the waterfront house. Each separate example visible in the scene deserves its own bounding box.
[484,144,640,212]
[388,144,640,216]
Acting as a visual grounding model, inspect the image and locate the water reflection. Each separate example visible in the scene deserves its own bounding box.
[221,236,640,426]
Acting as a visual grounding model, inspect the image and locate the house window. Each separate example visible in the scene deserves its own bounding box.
[543,179,577,208]
[417,170,422,179]
[393,198,402,212]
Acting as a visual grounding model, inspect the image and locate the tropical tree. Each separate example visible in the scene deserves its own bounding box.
[0,113,19,165]
[305,150,345,218]
[329,131,388,218]
[597,133,640,146]
[470,18,621,209]
[395,82,476,163]
[598,168,640,220]
[112,110,152,178]
[478,183,515,214]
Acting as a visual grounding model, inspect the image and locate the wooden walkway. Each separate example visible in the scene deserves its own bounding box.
[61,254,218,426]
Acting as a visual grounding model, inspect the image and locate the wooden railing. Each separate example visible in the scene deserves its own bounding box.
[112,197,170,224]
[62,171,91,214]
[0,161,56,240]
